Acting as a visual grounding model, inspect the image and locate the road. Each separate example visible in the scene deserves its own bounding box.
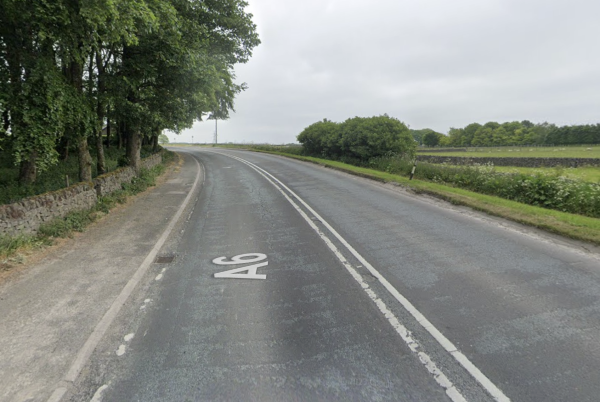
[57,148,600,401]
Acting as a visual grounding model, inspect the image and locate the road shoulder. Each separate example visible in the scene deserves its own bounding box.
[0,151,201,402]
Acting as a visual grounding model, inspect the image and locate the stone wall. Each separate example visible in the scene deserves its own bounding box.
[0,153,163,237]
[417,155,600,168]
[94,153,162,197]
[0,183,97,236]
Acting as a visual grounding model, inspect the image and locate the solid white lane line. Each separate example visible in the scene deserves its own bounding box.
[218,153,466,402]
[47,154,203,402]
[221,151,510,402]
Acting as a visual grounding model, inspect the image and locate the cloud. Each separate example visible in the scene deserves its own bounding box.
[169,0,600,143]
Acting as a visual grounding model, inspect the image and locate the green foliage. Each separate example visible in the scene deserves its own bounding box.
[0,0,259,183]
[158,133,170,144]
[445,120,600,147]
[0,234,38,259]
[422,131,444,147]
[96,190,128,213]
[121,165,163,193]
[0,146,131,205]
[38,209,97,238]
[367,157,600,218]
[297,115,416,162]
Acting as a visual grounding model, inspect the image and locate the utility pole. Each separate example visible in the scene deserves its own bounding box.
[213,118,218,145]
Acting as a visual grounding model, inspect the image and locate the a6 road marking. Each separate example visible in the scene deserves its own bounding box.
[213,253,268,280]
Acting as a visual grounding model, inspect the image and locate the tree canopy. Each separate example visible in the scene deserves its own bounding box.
[444,121,600,147]
[297,115,416,161]
[0,0,259,183]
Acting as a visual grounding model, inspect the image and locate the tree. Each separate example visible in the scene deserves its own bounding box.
[158,133,169,144]
[297,115,415,161]
[0,0,70,183]
[0,0,260,188]
[297,119,339,156]
[114,0,260,172]
[447,128,464,147]
[422,131,441,147]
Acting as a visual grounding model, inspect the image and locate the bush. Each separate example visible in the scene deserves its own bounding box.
[38,209,97,238]
[297,115,416,162]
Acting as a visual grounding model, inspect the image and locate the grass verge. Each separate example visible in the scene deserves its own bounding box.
[250,150,600,245]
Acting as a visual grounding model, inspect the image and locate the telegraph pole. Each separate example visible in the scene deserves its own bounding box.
[213,118,218,145]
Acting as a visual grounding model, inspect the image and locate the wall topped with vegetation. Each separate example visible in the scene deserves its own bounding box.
[0,154,162,237]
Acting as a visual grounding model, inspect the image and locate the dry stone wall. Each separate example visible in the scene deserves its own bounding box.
[417,155,600,168]
[0,153,163,237]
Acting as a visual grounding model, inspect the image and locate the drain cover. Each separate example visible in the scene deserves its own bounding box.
[155,255,175,264]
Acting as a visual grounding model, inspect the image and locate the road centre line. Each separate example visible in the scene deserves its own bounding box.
[47,154,203,402]
[216,151,511,402]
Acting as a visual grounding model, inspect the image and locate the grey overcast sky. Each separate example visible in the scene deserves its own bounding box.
[166,0,600,144]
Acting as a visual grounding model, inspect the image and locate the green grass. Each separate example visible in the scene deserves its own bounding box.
[423,164,600,184]
[418,145,600,158]
[249,149,600,245]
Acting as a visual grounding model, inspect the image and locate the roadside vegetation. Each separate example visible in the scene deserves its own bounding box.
[415,121,600,148]
[0,0,258,185]
[0,0,259,270]
[0,145,159,205]
[221,116,600,245]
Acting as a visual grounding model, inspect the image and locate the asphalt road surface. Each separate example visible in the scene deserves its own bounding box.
[65,148,600,402]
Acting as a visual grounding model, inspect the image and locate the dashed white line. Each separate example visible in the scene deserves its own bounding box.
[116,345,126,356]
[89,384,109,402]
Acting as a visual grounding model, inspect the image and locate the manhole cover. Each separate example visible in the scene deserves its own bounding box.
[155,255,175,264]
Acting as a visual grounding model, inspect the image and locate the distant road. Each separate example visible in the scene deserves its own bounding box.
[68,148,600,402]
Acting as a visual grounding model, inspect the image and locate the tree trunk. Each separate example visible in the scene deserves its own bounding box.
[96,125,106,175]
[152,129,160,153]
[95,50,106,175]
[19,151,37,184]
[106,115,111,148]
[125,124,141,173]
[118,120,124,149]
[78,136,93,182]
[67,57,93,182]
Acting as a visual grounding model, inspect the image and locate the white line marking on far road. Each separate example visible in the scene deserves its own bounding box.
[217,151,511,402]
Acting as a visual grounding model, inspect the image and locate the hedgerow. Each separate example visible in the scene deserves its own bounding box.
[367,156,600,218]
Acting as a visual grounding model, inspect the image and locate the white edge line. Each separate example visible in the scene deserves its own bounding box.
[48,153,202,402]
[219,150,510,402]
[218,152,467,402]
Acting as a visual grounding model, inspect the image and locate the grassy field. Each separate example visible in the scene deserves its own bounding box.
[418,146,600,158]
[490,166,600,183]
[425,164,600,183]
